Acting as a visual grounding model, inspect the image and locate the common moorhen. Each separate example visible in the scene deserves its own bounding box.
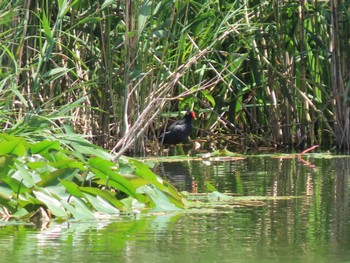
[159,110,197,145]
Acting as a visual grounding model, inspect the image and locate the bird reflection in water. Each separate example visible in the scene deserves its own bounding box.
[154,161,194,192]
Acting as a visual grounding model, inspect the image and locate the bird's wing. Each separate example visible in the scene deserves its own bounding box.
[166,119,184,131]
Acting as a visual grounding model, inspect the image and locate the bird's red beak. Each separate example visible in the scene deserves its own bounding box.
[191,111,197,120]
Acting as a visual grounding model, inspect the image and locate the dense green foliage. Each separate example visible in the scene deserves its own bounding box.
[0,0,349,152]
[0,133,183,220]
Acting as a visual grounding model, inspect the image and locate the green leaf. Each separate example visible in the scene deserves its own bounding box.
[61,196,95,219]
[126,158,183,207]
[30,140,61,154]
[62,123,113,160]
[101,0,114,10]
[37,168,79,187]
[0,155,14,177]
[138,0,152,35]
[0,187,15,213]
[14,163,36,188]
[88,157,143,201]
[201,90,216,107]
[80,187,124,209]
[60,179,83,198]
[78,17,102,25]
[10,87,28,107]
[1,177,29,194]
[137,185,182,212]
[33,190,68,218]
[205,182,217,192]
[42,67,70,78]
[83,193,120,214]
[41,11,53,44]
[0,137,28,156]
[50,160,85,170]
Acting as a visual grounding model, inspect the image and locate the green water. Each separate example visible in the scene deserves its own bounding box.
[1,156,350,263]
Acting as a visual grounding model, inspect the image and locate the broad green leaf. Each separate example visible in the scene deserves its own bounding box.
[60,179,83,197]
[33,190,68,218]
[120,197,145,210]
[137,185,182,212]
[0,133,16,142]
[70,141,112,159]
[138,0,152,35]
[83,193,120,214]
[0,189,15,213]
[0,137,27,156]
[126,158,164,189]
[128,177,152,189]
[126,158,183,206]
[88,157,142,200]
[61,196,95,219]
[200,90,216,107]
[14,163,36,188]
[0,155,14,177]
[37,168,79,187]
[1,177,29,194]
[80,187,124,209]
[12,208,29,218]
[49,160,85,170]
[62,123,112,160]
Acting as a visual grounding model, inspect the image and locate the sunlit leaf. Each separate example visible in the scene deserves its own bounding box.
[30,140,61,154]
[88,157,142,200]
[0,137,27,156]
[78,17,102,24]
[83,193,120,214]
[138,0,152,35]
[200,90,216,107]
[60,179,83,197]
[126,158,183,207]
[49,160,85,170]
[101,0,114,10]
[80,187,124,209]
[0,155,14,177]
[2,177,30,194]
[41,11,53,44]
[137,185,182,212]
[61,196,95,219]
[33,190,68,218]
[43,67,70,79]
[14,163,36,188]
[37,168,79,187]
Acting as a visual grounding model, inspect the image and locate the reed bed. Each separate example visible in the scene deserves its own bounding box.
[1,0,349,155]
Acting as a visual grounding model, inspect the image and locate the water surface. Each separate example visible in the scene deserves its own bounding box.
[1,156,350,263]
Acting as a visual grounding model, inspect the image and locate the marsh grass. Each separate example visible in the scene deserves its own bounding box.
[1,0,349,155]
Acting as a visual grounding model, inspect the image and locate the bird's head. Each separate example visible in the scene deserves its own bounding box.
[186,110,197,120]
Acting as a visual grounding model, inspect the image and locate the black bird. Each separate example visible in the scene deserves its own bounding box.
[159,110,197,145]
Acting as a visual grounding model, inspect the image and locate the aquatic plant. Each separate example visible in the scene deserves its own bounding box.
[0,132,183,221]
